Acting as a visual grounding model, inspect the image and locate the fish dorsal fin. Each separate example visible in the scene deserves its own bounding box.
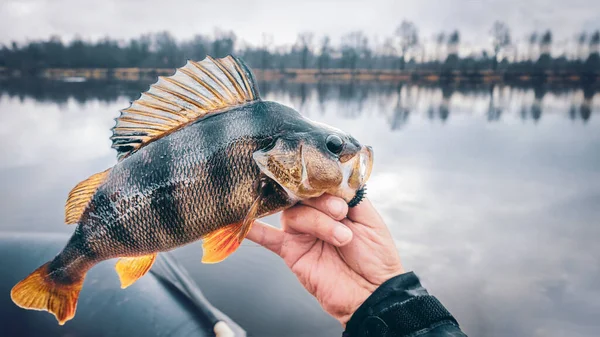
[65,169,110,224]
[111,55,260,160]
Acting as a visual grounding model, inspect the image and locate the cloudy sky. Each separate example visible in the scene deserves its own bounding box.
[2,0,600,52]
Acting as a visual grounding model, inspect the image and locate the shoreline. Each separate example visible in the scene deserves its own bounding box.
[1,67,598,84]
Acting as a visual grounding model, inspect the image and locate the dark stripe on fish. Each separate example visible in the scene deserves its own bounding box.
[150,137,187,243]
[207,146,232,227]
[95,189,139,253]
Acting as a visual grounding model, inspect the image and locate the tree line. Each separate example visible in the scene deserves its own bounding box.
[1,21,599,75]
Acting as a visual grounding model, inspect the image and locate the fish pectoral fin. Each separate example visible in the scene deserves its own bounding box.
[65,169,110,224]
[115,253,157,289]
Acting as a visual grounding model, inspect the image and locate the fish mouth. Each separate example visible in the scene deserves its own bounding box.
[349,145,373,189]
[347,185,367,208]
[347,146,372,207]
[335,145,373,204]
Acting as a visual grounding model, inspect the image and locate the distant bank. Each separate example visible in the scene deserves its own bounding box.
[1,67,599,84]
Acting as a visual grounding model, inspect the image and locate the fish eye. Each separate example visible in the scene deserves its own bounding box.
[326,135,344,155]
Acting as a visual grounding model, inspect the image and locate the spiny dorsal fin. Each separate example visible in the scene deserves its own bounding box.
[65,169,110,224]
[111,55,260,160]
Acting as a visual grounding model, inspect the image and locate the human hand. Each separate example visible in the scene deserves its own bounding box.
[247,195,405,325]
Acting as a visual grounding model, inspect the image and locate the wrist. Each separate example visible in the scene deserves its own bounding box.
[337,286,375,326]
[338,268,406,327]
[344,272,460,337]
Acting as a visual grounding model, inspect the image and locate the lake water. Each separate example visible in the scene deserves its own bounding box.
[1,79,599,337]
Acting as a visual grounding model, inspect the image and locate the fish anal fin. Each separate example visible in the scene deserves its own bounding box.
[111,55,261,160]
[65,169,110,224]
[115,253,157,289]
[11,262,84,325]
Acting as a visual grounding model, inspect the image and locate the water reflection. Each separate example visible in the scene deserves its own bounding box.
[1,80,600,337]
[1,79,598,124]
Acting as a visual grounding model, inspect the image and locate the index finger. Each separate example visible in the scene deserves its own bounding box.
[246,220,284,256]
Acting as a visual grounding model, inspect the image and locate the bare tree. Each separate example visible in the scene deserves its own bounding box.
[296,32,314,69]
[490,21,511,69]
[261,33,273,69]
[181,34,209,62]
[577,32,587,59]
[153,31,181,67]
[211,29,236,58]
[435,33,445,61]
[528,32,538,61]
[447,30,460,55]
[590,31,600,54]
[341,31,368,70]
[381,37,397,68]
[382,37,397,57]
[539,30,552,55]
[395,20,419,69]
[318,36,332,71]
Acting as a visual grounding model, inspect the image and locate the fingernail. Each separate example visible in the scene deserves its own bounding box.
[333,225,352,245]
[328,199,347,219]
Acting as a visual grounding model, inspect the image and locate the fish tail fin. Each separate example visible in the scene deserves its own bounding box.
[11,261,86,325]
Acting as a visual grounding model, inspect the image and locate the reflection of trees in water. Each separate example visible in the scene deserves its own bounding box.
[390,84,410,130]
[423,84,456,122]
[439,85,454,122]
[517,84,546,122]
[1,79,597,127]
[338,82,370,118]
[515,83,598,123]
[0,79,148,106]
[316,82,331,114]
[580,84,595,122]
[487,84,510,121]
[531,86,546,122]
[565,85,593,122]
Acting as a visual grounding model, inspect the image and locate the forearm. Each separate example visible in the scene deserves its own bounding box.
[343,272,466,337]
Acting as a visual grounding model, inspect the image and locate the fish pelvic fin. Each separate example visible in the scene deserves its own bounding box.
[11,262,85,325]
[202,195,261,264]
[201,222,248,264]
[115,253,158,289]
[111,55,261,161]
[65,169,110,224]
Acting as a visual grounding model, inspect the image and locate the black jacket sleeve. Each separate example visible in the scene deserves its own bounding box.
[343,272,467,337]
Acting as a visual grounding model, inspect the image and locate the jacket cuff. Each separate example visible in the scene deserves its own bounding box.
[344,272,459,337]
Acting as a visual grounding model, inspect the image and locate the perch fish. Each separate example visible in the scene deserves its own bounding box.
[11,55,374,324]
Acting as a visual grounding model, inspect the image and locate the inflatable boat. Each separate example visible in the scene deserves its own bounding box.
[0,232,244,337]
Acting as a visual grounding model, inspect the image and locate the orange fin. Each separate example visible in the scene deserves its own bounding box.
[202,196,261,264]
[65,169,110,224]
[11,262,84,325]
[115,253,157,289]
[202,222,249,264]
[111,55,260,161]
